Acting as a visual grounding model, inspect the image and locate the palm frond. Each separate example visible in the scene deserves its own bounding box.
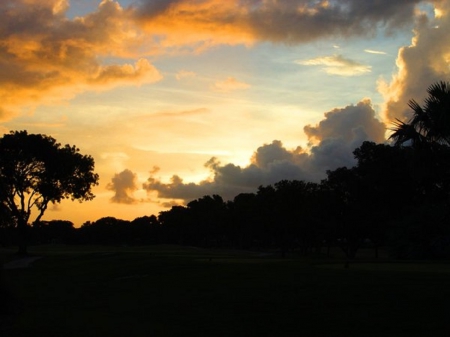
[393,81,450,147]
[388,119,423,147]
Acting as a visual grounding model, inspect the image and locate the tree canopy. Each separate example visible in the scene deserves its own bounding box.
[0,130,99,254]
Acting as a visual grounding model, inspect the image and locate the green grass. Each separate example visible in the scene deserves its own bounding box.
[2,245,450,337]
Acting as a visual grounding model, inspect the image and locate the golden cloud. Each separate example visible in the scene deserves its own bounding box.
[213,77,251,92]
[0,0,161,120]
[0,0,429,120]
[176,70,197,80]
[379,0,450,124]
[135,0,255,51]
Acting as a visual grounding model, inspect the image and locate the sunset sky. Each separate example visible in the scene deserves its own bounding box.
[1,0,450,226]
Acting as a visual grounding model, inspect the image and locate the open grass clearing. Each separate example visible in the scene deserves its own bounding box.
[2,245,450,337]
[318,261,450,273]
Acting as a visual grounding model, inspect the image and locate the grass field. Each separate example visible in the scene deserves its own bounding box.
[1,245,450,337]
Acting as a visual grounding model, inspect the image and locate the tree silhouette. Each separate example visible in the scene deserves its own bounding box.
[0,131,99,254]
[32,220,75,245]
[230,193,258,249]
[390,81,450,147]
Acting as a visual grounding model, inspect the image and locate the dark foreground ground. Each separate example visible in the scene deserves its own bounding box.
[1,245,450,337]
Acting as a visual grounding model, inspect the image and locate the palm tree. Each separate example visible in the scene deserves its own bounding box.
[389,81,450,147]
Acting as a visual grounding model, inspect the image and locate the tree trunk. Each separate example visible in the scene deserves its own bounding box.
[17,218,28,256]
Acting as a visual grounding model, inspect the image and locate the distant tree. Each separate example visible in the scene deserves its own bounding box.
[323,166,364,261]
[80,217,131,245]
[186,195,227,247]
[32,220,75,245]
[158,206,190,245]
[273,180,321,257]
[0,131,99,254]
[130,215,160,244]
[255,185,277,250]
[230,193,257,249]
[390,81,450,147]
[341,141,450,259]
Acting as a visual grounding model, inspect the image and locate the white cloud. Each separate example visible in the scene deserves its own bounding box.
[297,55,372,76]
[379,0,450,123]
[364,49,387,55]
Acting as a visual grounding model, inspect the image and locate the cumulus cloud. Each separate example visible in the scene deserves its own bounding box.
[297,55,371,76]
[0,0,161,120]
[107,169,139,204]
[143,99,386,204]
[379,0,450,123]
[304,100,386,145]
[213,77,251,92]
[143,143,309,201]
[0,0,431,119]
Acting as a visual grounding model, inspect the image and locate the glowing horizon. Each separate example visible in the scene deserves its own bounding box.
[1,0,450,227]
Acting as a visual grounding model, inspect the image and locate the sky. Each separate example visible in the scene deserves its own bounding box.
[1,0,450,227]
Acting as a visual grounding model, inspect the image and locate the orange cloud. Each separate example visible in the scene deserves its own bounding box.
[135,0,255,51]
[213,77,250,92]
[0,0,430,120]
[89,58,161,87]
[176,70,196,80]
[134,0,422,48]
[0,0,161,120]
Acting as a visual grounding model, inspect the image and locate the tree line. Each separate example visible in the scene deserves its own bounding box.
[1,82,449,259]
[2,139,449,259]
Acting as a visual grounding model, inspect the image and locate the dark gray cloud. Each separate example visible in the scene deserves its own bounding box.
[143,99,387,203]
[107,169,139,204]
[135,0,422,43]
[304,99,386,145]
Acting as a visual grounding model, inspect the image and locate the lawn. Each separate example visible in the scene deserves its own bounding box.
[2,245,450,337]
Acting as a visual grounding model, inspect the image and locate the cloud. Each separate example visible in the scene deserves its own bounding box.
[364,49,387,55]
[89,58,161,87]
[0,0,161,120]
[379,0,450,123]
[304,99,386,174]
[0,0,429,119]
[297,55,371,76]
[134,0,421,46]
[143,146,309,202]
[304,100,386,145]
[143,99,386,203]
[107,169,139,204]
[151,108,209,118]
[213,77,251,92]
[176,70,196,80]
